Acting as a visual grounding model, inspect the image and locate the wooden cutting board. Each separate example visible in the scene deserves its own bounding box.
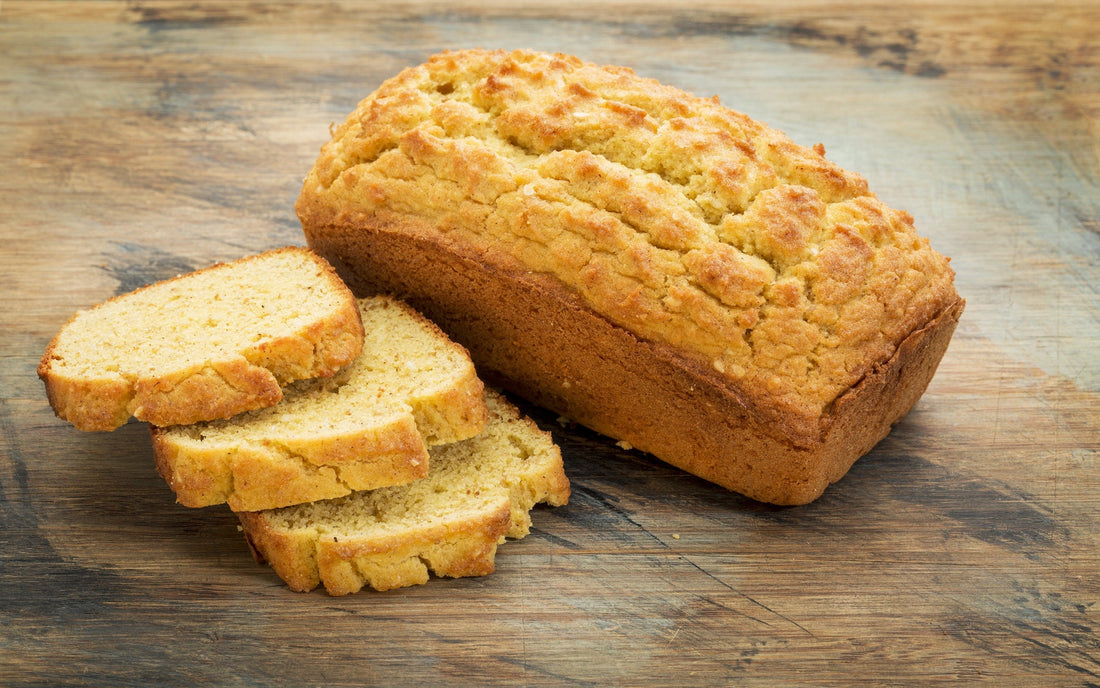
[2,2,1097,685]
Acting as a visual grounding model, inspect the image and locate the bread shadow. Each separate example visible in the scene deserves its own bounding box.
[45,417,256,577]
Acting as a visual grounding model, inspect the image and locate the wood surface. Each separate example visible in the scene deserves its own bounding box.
[2,1,1098,685]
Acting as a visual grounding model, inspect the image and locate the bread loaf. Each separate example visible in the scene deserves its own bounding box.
[297,49,964,505]
[152,296,489,511]
[237,390,571,595]
[39,247,364,431]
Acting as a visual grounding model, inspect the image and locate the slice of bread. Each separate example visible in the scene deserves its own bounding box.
[237,390,571,595]
[152,296,489,512]
[39,247,364,431]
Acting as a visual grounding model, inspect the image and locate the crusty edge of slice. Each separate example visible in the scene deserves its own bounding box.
[151,412,433,511]
[239,496,513,595]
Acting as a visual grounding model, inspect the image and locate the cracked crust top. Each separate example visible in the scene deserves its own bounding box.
[38,247,364,431]
[297,49,959,440]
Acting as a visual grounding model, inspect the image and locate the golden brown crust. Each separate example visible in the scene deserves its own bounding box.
[239,511,324,592]
[240,500,511,594]
[297,49,963,503]
[39,247,365,431]
[131,359,285,429]
[37,363,135,434]
[152,413,432,511]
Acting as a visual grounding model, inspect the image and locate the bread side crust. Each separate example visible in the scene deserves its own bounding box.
[151,413,431,511]
[303,217,964,505]
[239,498,511,595]
[38,247,365,431]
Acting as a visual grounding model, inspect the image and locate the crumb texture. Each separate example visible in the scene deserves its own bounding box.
[299,49,958,424]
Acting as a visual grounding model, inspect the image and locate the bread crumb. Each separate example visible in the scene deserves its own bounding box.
[616,440,633,451]
[672,533,680,540]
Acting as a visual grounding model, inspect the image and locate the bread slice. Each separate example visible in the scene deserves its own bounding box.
[152,296,489,511]
[39,247,364,431]
[237,390,570,595]
[297,49,964,504]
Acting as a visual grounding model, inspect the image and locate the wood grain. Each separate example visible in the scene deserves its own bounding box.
[2,2,1097,685]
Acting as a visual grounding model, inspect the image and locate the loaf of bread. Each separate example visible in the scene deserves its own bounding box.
[297,49,964,505]
[152,296,489,511]
[39,247,364,431]
[237,390,570,595]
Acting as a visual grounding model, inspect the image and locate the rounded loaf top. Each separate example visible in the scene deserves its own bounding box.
[298,49,960,433]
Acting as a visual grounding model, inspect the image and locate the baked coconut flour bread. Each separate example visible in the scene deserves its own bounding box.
[39,247,364,431]
[41,248,569,593]
[152,296,489,511]
[238,389,571,595]
[297,48,965,505]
